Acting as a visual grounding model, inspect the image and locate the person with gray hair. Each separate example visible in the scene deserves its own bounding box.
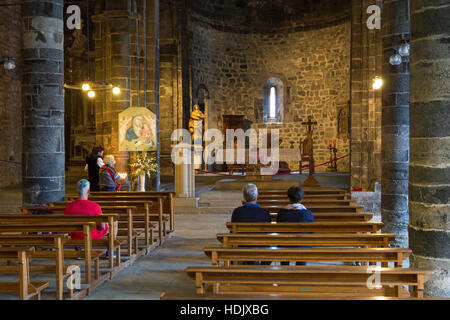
[99,154,121,191]
[231,184,272,265]
[231,184,271,223]
[64,179,109,240]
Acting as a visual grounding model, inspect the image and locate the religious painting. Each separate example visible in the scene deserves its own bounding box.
[119,107,156,152]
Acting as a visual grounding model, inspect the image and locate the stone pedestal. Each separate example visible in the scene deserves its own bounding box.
[174,145,195,198]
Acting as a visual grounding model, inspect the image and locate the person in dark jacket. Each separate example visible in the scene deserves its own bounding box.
[277,186,314,266]
[231,184,271,265]
[99,155,121,191]
[85,146,104,191]
[231,184,271,223]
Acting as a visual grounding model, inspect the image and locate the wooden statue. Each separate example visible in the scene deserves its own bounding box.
[189,104,206,135]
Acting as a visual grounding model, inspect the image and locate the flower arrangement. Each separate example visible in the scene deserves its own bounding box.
[129,152,159,179]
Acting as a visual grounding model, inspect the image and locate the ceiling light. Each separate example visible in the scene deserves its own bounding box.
[82,83,91,91]
[398,43,410,57]
[88,90,96,98]
[389,53,402,66]
[112,87,121,95]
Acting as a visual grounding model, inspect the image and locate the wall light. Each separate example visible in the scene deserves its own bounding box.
[372,76,383,90]
[112,87,121,95]
[0,56,15,70]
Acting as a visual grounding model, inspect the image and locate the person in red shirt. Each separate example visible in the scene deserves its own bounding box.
[65,179,109,240]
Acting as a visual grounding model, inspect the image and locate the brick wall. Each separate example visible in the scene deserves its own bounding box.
[0,3,22,188]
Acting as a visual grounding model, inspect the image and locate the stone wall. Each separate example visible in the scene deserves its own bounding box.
[0,3,22,188]
[192,19,351,172]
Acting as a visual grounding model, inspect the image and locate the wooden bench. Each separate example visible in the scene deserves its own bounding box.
[185,265,433,298]
[259,188,348,196]
[217,233,395,248]
[258,194,351,200]
[226,222,383,234]
[160,293,445,300]
[1,214,119,270]
[55,199,167,246]
[258,199,357,207]
[264,205,364,214]
[0,247,50,300]
[87,191,175,232]
[0,222,96,284]
[43,203,150,256]
[268,212,373,222]
[204,247,412,267]
[0,234,70,300]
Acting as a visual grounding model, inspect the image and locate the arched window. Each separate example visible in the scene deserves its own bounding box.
[263,78,283,123]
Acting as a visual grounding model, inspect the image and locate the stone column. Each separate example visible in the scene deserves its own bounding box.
[381,0,410,248]
[22,0,65,205]
[409,1,450,297]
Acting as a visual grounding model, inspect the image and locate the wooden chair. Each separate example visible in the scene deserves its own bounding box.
[185,265,433,298]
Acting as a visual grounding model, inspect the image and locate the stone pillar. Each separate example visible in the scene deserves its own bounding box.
[93,2,131,173]
[22,0,65,205]
[381,0,410,248]
[409,1,450,297]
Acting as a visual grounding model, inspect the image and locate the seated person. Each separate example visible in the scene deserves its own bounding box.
[231,184,271,265]
[231,184,271,223]
[65,179,109,240]
[277,186,314,266]
[99,155,121,192]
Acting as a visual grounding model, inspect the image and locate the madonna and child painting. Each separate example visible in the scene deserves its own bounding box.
[119,107,157,152]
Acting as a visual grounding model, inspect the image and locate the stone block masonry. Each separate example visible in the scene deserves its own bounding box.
[192,19,351,172]
[0,3,22,188]
[22,0,65,205]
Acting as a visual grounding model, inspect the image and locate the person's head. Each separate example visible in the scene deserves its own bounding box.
[243,184,258,203]
[104,154,116,167]
[287,186,305,204]
[92,146,104,157]
[77,179,90,198]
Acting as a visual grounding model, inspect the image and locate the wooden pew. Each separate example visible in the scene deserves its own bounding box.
[185,265,433,298]
[264,205,364,214]
[52,199,166,246]
[0,247,50,300]
[217,233,395,248]
[0,222,96,284]
[269,212,373,222]
[43,203,150,255]
[258,193,351,200]
[204,247,412,267]
[259,189,348,196]
[1,214,119,270]
[88,191,175,232]
[161,293,445,300]
[226,222,383,234]
[0,234,69,300]
[257,199,357,207]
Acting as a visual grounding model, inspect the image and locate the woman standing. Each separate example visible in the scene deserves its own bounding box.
[99,155,121,191]
[85,146,104,191]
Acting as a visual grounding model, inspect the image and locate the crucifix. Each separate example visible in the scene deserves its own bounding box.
[300,115,319,187]
[302,116,318,136]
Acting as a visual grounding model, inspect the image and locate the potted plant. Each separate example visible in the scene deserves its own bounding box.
[129,152,159,191]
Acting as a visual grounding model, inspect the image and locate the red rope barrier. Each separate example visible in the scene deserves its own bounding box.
[161,155,349,177]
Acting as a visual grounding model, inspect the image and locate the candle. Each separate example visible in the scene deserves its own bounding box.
[329,141,332,148]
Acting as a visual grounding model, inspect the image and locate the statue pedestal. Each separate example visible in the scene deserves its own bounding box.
[174,145,196,198]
